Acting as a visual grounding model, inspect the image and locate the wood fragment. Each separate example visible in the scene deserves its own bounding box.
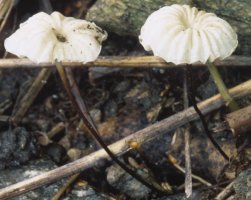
[226,105,251,136]
[52,174,80,200]
[0,79,250,199]
[0,0,14,32]
[215,181,234,200]
[167,154,212,187]
[0,56,250,69]
[10,68,52,125]
[0,115,9,122]
[47,122,65,139]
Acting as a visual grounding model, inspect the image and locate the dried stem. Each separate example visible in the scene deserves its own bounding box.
[168,154,212,187]
[0,79,250,199]
[215,181,234,200]
[52,174,80,200]
[10,68,51,125]
[0,56,250,69]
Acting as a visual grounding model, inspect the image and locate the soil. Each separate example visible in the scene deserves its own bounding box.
[0,1,250,199]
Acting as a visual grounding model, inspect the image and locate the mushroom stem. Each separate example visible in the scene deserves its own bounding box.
[207,61,239,112]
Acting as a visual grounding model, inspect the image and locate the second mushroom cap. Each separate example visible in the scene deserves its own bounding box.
[139,4,238,65]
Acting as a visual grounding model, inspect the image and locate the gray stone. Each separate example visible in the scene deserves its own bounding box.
[106,164,151,199]
[234,167,251,200]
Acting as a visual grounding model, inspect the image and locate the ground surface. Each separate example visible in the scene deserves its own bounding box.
[0,1,250,199]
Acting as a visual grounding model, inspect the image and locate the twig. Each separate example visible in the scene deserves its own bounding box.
[47,122,65,139]
[0,0,14,32]
[168,154,212,187]
[226,105,251,136]
[52,173,80,200]
[215,181,234,200]
[0,56,250,69]
[10,68,51,125]
[0,115,9,122]
[0,79,250,199]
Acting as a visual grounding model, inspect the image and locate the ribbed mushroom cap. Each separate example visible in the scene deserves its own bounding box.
[4,11,107,63]
[139,4,238,65]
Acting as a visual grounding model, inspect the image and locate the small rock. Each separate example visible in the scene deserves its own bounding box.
[0,159,108,200]
[0,127,38,169]
[234,167,251,200]
[106,164,151,199]
[44,143,66,164]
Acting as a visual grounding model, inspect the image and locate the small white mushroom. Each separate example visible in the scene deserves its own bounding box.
[4,11,107,63]
[139,4,239,111]
[139,4,238,65]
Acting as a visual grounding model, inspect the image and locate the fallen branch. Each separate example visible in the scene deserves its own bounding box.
[0,79,250,199]
[0,55,250,69]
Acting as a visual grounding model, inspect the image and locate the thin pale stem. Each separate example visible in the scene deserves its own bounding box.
[183,67,192,199]
[207,61,239,111]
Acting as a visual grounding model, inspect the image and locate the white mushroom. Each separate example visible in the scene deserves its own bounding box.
[139,4,238,65]
[139,4,239,111]
[4,11,107,63]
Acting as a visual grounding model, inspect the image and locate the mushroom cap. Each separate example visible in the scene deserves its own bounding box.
[4,12,107,63]
[139,4,238,65]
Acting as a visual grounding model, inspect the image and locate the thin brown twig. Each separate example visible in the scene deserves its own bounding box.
[10,68,52,125]
[52,173,80,200]
[0,79,250,199]
[0,0,14,32]
[168,154,212,187]
[215,181,235,200]
[0,56,250,69]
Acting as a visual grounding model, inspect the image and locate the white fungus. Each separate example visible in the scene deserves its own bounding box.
[139,4,238,65]
[4,11,107,63]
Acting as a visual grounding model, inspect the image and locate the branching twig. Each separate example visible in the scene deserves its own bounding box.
[0,79,250,199]
[168,154,212,187]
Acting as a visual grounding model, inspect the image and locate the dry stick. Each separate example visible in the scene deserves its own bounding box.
[0,79,250,200]
[47,122,65,139]
[0,56,251,69]
[0,0,13,32]
[52,173,80,200]
[226,105,251,136]
[10,68,51,125]
[215,181,235,200]
[168,155,212,187]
